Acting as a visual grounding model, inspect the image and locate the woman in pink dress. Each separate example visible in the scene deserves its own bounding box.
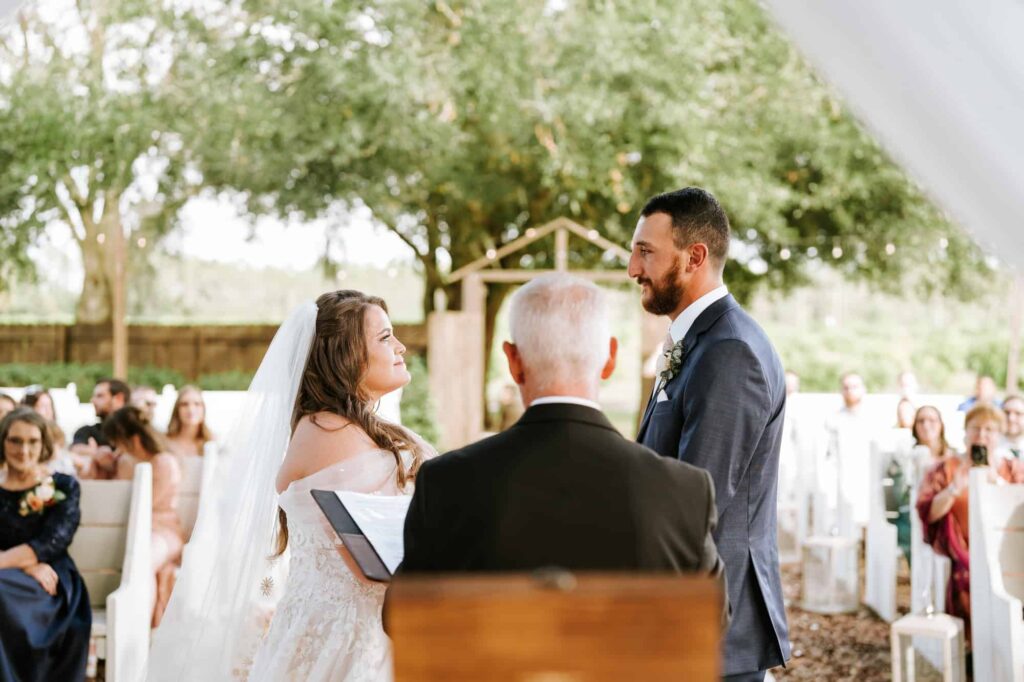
[103,406,184,628]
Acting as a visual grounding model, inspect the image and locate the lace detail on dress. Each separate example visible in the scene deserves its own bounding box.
[247,452,405,682]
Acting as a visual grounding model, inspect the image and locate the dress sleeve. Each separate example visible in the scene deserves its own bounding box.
[27,475,82,563]
[915,460,949,546]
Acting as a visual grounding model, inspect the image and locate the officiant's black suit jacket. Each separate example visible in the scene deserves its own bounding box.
[399,402,724,578]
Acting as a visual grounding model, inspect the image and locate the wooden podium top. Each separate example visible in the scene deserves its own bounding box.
[388,572,722,682]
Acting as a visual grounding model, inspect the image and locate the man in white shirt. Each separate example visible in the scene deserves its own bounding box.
[1000,394,1024,458]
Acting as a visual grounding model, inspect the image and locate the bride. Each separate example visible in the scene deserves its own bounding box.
[147,290,433,681]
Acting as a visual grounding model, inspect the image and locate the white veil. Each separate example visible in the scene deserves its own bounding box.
[147,301,318,680]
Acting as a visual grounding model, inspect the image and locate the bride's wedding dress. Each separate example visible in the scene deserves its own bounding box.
[146,302,426,681]
[249,451,407,682]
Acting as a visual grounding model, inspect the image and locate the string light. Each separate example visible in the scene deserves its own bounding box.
[779,248,791,261]
[485,248,497,259]
[96,233,106,244]
[831,245,843,259]
[885,243,896,255]
[137,237,147,248]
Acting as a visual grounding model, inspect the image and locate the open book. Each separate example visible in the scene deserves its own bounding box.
[311,490,412,582]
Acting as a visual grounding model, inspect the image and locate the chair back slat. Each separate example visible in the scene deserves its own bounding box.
[68,479,133,608]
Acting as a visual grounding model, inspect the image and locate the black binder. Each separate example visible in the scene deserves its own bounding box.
[311,489,393,582]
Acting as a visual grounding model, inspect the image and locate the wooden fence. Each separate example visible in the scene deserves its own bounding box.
[0,323,428,379]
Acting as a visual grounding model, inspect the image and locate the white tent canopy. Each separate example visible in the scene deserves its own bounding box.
[765,0,1024,270]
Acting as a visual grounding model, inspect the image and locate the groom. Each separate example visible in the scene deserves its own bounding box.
[632,188,791,681]
[399,273,725,585]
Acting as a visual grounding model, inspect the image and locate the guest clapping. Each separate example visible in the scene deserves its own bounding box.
[165,385,214,460]
[916,404,1024,641]
[0,409,91,680]
[71,378,131,479]
[102,406,184,628]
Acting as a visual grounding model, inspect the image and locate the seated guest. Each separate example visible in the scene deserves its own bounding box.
[999,394,1024,458]
[71,378,131,479]
[911,406,955,482]
[957,374,1000,411]
[0,409,91,680]
[0,394,15,420]
[20,389,73,473]
[165,385,215,459]
[20,387,57,423]
[102,406,184,628]
[916,403,1024,642]
[896,397,916,429]
[398,275,726,616]
[130,385,159,424]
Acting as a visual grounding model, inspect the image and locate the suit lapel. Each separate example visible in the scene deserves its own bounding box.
[635,294,740,443]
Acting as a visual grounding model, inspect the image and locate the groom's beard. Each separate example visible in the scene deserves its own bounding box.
[639,261,684,316]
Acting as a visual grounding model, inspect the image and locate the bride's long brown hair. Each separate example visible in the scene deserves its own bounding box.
[274,290,429,556]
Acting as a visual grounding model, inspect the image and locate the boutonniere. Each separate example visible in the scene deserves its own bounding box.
[18,476,66,517]
[659,339,686,384]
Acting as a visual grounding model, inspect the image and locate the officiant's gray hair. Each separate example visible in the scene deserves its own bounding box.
[509,273,610,388]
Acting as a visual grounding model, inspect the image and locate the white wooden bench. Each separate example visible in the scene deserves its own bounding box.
[910,481,952,671]
[68,464,153,682]
[969,470,1024,682]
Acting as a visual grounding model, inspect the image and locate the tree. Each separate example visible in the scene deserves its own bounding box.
[0,0,208,323]
[187,0,986,349]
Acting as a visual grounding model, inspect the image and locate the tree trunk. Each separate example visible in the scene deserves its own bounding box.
[75,195,123,326]
[483,283,514,388]
[76,222,113,324]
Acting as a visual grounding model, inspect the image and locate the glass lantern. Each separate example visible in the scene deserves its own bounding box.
[890,612,966,682]
[800,535,859,613]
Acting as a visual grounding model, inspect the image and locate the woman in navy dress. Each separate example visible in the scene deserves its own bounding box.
[0,408,91,681]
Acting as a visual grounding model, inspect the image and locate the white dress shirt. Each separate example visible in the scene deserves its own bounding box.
[667,284,729,344]
[530,396,602,411]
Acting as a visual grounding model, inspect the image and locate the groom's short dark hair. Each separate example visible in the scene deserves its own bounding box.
[641,187,730,264]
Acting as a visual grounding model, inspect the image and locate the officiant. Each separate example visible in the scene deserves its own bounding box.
[397,274,726,595]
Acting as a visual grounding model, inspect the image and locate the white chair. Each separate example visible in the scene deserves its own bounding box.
[910,482,952,671]
[864,441,902,622]
[69,464,153,682]
[969,471,1024,682]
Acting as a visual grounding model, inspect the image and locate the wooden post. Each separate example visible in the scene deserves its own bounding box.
[111,223,128,379]
[1007,273,1024,392]
[554,227,569,271]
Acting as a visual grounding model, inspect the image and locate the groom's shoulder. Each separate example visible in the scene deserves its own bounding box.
[629,443,713,491]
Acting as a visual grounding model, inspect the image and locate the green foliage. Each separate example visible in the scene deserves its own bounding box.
[0,2,213,321]
[196,370,255,391]
[0,363,185,401]
[189,0,986,312]
[399,354,439,447]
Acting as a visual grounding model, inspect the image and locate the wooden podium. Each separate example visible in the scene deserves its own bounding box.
[388,572,722,681]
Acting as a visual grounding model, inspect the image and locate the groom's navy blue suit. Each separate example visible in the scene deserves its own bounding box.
[638,294,791,678]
